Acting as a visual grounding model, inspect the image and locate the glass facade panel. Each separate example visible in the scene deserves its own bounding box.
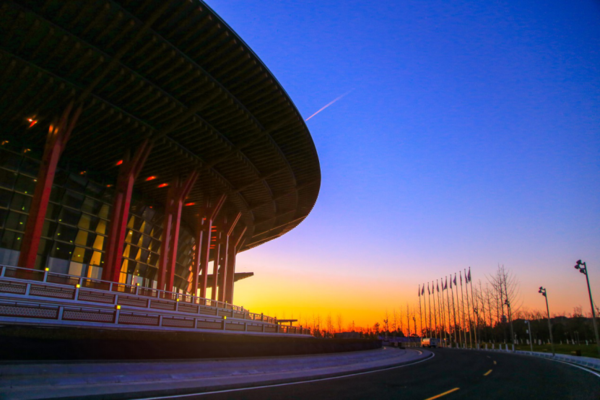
[98,204,110,220]
[46,202,61,219]
[56,224,78,243]
[49,186,65,203]
[0,209,7,229]
[72,246,86,262]
[1,230,22,251]
[96,219,107,235]
[5,211,27,232]
[74,230,89,247]
[0,149,21,170]
[0,150,198,293]
[90,250,103,267]
[41,221,57,238]
[10,193,32,213]
[63,191,84,209]
[19,157,39,176]
[59,207,81,226]
[0,169,17,189]
[0,188,13,208]
[68,261,86,276]
[92,235,104,251]
[14,175,36,194]
[51,243,75,259]
[65,173,87,193]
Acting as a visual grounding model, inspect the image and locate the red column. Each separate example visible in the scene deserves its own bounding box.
[193,195,226,298]
[157,172,198,292]
[102,139,152,282]
[217,213,241,303]
[225,227,247,305]
[18,102,83,269]
[211,238,220,302]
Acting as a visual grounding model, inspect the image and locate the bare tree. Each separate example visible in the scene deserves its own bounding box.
[383,310,390,334]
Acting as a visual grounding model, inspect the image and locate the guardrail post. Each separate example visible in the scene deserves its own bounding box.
[24,282,31,296]
[114,307,120,324]
[0,265,6,278]
[57,306,64,321]
[135,283,139,295]
[158,315,163,327]
[261,313,264,322]
[223,316,227,330]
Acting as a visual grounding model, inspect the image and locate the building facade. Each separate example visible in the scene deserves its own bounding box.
[0,0,321,303]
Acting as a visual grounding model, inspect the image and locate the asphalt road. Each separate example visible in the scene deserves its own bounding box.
[149,348,600,400]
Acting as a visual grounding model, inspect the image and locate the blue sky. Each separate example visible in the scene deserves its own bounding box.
[205,0,600,324]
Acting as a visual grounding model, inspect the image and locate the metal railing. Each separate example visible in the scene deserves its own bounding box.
[0,264,307,335]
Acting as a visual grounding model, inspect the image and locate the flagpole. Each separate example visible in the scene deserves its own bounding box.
[432,281,439,341]
[427,282,432,337]
[469,268,478,347]
[445,276,453,345]
[459,271,468,347]
[419,284,423,338]
[439,279,446,346]
[451,274,458,346]
[438,279,445,345]
[464,269,473,348]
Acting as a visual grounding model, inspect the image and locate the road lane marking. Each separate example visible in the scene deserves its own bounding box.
[551,359,600,378]
[424,387,460,400]
[484,369,493,376]
[137,351,436,399]
[493,361,497,365]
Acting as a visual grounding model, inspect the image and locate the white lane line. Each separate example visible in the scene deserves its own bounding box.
[136,352,436,399]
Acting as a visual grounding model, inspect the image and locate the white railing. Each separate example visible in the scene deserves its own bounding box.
[0,264,308,335]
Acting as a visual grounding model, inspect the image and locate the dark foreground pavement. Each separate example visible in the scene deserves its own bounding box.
[153,348,600,400]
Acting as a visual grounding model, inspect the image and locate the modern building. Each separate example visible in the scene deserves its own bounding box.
[0,0,320,305]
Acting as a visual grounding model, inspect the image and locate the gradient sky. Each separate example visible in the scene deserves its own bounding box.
[204,0,600,327]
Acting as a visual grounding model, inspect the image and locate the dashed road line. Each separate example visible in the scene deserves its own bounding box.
[424,387,460,400]
[484,369,493,376]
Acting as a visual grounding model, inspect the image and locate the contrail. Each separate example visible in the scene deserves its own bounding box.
[305,89,354,122]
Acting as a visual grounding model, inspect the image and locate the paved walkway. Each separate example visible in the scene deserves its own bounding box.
[0,347,432,399]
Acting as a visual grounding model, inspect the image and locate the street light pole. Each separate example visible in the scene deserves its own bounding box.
[574,260,600,357]
[505,299,515,345]
[538,287,555,356]
[525,320,533,352]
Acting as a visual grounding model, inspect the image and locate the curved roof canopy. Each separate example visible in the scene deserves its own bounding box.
[0,0,321,251]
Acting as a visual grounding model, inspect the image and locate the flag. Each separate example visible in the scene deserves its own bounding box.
[453,274,457,286]
[460,271,463,284]
[418,285,420,297]
[444,277,448,290]
[437,282,439,292]
[422,285,425,296]
[428,283,430,295]
[450,275,452,289]
[467,268,471,283]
